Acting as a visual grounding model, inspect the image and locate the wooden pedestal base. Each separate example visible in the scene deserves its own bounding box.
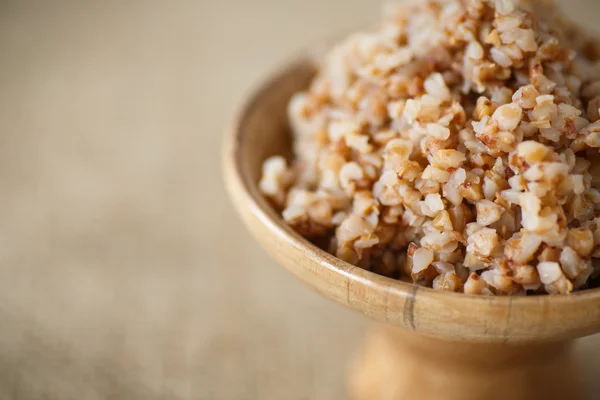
[349,325,584,400]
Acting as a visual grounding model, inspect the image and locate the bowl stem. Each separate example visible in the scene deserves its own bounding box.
[349,324,583,400]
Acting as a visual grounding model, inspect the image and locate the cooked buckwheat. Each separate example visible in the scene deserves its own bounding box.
[259,0,600,295]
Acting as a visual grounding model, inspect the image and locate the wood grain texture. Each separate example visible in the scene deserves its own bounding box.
[223,12,600,397]
[224,57,600,343]
[1,1,600,399]
[349,325,584,400]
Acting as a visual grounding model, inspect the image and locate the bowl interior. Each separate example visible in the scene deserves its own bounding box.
[225,56,600,343]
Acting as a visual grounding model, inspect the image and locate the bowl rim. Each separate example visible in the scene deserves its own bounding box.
[223,52,600,342]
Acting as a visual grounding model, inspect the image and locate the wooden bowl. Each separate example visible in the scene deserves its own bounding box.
[223,54,600,400]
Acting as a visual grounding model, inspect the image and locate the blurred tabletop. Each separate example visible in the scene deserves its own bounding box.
[1,1,600,399]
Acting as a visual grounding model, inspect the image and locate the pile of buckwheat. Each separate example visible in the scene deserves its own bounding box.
[259,0,600,295]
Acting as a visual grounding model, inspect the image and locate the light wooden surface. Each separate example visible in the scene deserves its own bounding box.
[350,325,583,400]
[1,1,599,399]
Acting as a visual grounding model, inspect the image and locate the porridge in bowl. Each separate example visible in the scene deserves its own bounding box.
[259,0,600,295]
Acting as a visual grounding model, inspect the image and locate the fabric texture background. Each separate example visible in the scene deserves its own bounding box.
[0,1,599,399]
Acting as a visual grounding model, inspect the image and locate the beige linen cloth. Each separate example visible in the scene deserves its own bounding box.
[0,1,599,399]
